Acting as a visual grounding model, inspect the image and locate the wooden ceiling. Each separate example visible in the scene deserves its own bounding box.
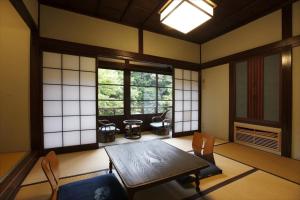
[39,0,292,43]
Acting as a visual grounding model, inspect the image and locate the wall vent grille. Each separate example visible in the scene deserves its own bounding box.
[234,122,281,154]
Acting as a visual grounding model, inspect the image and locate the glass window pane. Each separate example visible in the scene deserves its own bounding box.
[99,85,123,100]
[235,61,248,118]
[264,54,280,122]
[98,69,123,85]
[158,101,172,107]
[131,101,156,114]
[158,88,172,100]
[99,108,124,116]
[131,72,156,86]
[131,87,156,100]
[158,75,172,87]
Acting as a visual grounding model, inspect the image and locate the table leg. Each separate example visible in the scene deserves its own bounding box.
[109,159,112,173]
[195,172,200,193]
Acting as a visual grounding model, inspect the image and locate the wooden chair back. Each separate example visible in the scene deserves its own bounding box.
[192,132,215,156]
[41,151,60,200]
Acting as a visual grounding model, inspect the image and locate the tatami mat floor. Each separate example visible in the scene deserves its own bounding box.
[16,136,300,200]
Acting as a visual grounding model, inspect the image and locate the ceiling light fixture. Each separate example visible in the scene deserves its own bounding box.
[159,0,216,34]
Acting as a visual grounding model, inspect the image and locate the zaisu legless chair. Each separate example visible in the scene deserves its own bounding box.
[41,151,127,200]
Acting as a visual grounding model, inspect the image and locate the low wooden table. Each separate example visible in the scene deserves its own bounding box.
[105,140,209,199]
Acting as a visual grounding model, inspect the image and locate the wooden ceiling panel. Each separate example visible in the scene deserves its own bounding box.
[39,0,292,44]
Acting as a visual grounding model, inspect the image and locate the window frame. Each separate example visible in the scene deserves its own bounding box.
[97,61,173,117]
[97,68,125,116]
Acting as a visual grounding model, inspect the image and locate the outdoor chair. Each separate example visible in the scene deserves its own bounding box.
[150,110,171,135]
[98,120,120,143]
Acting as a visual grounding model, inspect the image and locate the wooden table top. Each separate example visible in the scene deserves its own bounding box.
[105,140,208,189]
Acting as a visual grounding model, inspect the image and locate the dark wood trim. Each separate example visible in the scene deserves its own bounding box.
[124,61,131,119]
[138,29,143,54]
[172,131,195,138]
[0,151,39,200]
[139,0,167,28]
[30,32,43,151]
[282,3,292,39]
[119,0,133,22]
[172,67,175,137]
[201,35,300,69]
[281,49,292,157]
[43,143,99,155]
[9,0,38,33]
[198,70,202,132]
[39,37,200,70]
[229,63,235,142]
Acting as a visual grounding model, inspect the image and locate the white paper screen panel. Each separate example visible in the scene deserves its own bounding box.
[42,52,97,149]
[174,68,199,133]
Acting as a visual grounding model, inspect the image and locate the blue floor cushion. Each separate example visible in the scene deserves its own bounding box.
[58,174,127,200]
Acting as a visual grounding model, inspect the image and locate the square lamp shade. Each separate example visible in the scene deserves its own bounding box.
[160,0,216,34]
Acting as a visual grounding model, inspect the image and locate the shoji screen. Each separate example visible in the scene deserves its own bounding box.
[42,52,97,149]
[174,69,199,134]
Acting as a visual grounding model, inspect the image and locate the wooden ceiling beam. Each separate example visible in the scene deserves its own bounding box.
[120,0,133,22]
[139,0,167,28]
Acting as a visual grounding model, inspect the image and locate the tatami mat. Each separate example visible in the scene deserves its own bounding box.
[0,151,27,181]
[23,136,227,185]
[16,153,250,200]
[205,170,300,200]
[163,136,227,152]
[22,148,109,185]
[214,143,300,184]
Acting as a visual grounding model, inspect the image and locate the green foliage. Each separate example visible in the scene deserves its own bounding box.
[98,69,172,116]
